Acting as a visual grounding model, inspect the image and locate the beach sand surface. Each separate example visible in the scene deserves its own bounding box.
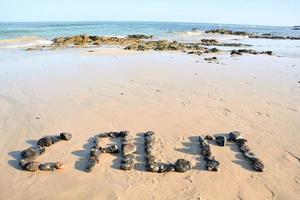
[0,48,299,200]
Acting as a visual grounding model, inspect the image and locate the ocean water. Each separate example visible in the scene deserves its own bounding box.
[0,21,299,57]
[1,21,299,40]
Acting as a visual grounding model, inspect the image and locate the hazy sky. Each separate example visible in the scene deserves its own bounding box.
[0,0,299,26]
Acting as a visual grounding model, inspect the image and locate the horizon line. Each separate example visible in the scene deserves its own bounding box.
[0,20,295,28]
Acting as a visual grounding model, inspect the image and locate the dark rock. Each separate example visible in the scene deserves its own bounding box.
[251,157,265,172]
[215,136,227,146]
[60,132,72,141]
[37,137,52,147]
[39,162,63,171]
[204,135,214,140]
[228,131,242,141]
[127,34,153,39]
[236,138,248,147]
[206,159,220,171]
[120,159,135,170]
[240,145,251,153]
[174,159,192,172]
[201,144,212,157]
[205,29,249,36]
[99,144,119,153]
[24,161,40,172]
[21,146,45,159]
[86,158,98,173]
[158,164,175,173]
[146,162,160,172]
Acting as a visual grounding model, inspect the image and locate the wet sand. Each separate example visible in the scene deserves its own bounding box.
[0,48,300,199]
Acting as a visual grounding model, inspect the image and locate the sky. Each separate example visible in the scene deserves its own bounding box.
[0,0,299,26]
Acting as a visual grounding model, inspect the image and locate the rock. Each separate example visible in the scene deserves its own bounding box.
[236,138,248,147]
[174,159,192,172]
[99,144,119,153]
[37,137,52,147]
[39,162,63,171]
[127,34,153,39]
[158,164,175,173]
[204,56,217,61]
[206,159,220,171]
[94,137,101,148]
[86,159,98,173]
[240,145,251,153]
[120,159,135,170]
[60,132,72,141]
[90,147,101,157]
[201,39,219,46]
[122,143,137,156]
[215,136,227,146]
[228,131,242,141]
[205,29,249,36]
[24,161,40,172]
[146,162,160,172]
[201,144,212,157]
[251,158,265,172]
[108,131,129,138]
[204,135,214,140]
[145,145,154,155]
[122,154,135,162]
[21,146,45,159]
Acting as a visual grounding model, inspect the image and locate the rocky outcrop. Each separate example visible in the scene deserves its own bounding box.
[231,49,273,56]
[206,29,300,40]
[205,29,250,36]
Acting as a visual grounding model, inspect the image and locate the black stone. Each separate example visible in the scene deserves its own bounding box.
[37,137,52,147]
[174,159,192,172]
[215,136,227,147]
[60,132,72,141]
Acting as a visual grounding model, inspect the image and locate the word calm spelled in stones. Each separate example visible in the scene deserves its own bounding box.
[16,131,264,173]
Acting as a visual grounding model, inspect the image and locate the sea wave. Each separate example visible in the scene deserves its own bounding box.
[0,36,52,48]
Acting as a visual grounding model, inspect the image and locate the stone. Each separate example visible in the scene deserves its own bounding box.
[206,159,220,171]
[24,161,40,172]
[236,138,248,147]
[146,163,160,173]
[86,159,98,173]
[60,132,72,141]
[127,34,153,39]
[99,144,119,153]
[122,143,137,156]
[39,162,63,171]
[204,135,214,140]
[240,145,251,153]
[215,136,227,146]
[174,159,192,172]
[122,154,135,163]
[251,158,265,172]
[145,145,154,155]
[120,159,134,170]
[228,131,242,141]
[108,131,129,138]
[37,137,52,147]
[21,146,45,159]
[158,164,175,173]
[244,151,257,160]
[90,147,101,157]
[201,144,212,157]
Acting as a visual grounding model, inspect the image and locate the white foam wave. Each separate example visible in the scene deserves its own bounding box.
[0,36,52,49]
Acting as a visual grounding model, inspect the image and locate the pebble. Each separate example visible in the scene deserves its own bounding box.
[206,159,220,171]
[215,136,227,146]
[174,159,192,172]
[37,137,52,147]
[228,131,242,141]
[60,132,72,141]
[21,146,45,159]
[24,161,40,172]
[99,144,119,153]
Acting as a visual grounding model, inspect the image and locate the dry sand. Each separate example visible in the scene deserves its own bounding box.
[0,47,299,200]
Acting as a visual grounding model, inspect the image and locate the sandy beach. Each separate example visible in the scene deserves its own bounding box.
[0,46,299,199]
